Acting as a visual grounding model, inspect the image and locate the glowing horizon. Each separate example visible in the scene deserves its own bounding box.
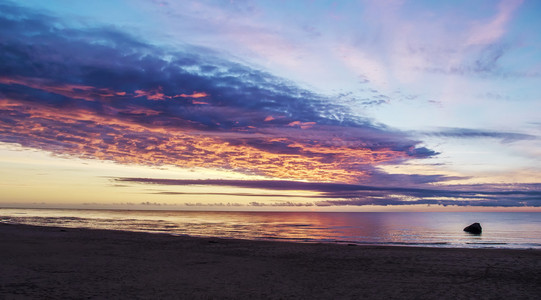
[0,1,540,211]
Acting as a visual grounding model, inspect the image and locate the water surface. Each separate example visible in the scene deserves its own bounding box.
[1,208,540,249]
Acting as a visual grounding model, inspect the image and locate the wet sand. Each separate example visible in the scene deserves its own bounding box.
[1,223,540,299]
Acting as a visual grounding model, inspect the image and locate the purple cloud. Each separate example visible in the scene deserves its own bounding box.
[0,2,441,184]
[417,127,536,143]
[115,177,541,207]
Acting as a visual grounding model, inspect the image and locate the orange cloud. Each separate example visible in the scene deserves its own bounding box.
[288,121,316,129]
[0,98,411,183]
[134,89,168,101]
[175,92,209,98]
[132,90,209,101]
[264,116,275,122]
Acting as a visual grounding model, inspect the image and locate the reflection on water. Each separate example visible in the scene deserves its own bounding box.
[1,209,540,249]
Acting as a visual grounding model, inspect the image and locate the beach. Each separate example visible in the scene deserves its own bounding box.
[1,223,540,299]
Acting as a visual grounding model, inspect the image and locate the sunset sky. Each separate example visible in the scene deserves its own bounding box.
[1,0,540,211]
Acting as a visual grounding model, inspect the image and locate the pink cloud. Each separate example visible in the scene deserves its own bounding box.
[467,0,523,46]
[288,121,316,129]
[134,89,168,101]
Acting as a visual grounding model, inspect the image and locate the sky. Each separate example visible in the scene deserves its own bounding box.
[1,0,540,211]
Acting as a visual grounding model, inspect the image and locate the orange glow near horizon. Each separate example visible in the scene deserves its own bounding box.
[2,1,541,213]
[2,77,539,211]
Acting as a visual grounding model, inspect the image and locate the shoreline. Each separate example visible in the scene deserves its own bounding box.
[2,220,539,251]
[2,223,540,299]
[3,208,541,251]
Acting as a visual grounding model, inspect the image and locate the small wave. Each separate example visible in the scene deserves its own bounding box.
[163,225,179,229]
[255,236,320,242]
[276,223,313,228]
[466,242,508,245]
[386,242,450,246]
[336,241,450,247]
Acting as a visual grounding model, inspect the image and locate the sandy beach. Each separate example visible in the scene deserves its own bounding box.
[1,223,540,299]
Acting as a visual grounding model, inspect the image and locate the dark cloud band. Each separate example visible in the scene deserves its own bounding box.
[116,177,541,207]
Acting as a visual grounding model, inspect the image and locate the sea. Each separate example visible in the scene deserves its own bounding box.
[1,208,540,249]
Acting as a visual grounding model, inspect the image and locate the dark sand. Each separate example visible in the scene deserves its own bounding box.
[1,224,540,299]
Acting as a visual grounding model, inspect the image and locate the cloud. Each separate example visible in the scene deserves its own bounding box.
[466,0,523,46]
[115,177,541,207]
[417,127,536,143]
[0,2,438,184]
[352,0,527,79]
[418,43,524,77]
[175,92,209,99]
[153,191,321,198]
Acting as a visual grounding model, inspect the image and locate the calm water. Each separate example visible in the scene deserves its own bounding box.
[1,208,540,249]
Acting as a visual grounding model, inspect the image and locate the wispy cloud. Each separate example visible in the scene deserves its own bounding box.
[466,0,523,46]
[416,127,536,143]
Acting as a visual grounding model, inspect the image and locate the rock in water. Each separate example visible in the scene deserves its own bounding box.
[464,222,482,234]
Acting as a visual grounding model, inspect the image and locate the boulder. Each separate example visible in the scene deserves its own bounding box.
[464,222,482,234]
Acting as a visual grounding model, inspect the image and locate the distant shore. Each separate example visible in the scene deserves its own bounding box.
[1,223,540,299]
